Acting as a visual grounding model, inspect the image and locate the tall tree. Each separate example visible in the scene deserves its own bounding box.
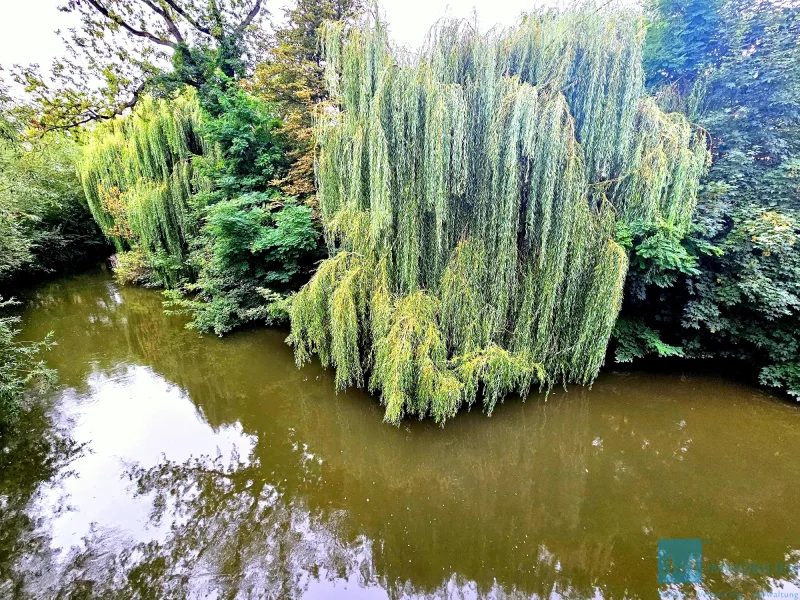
[247,0,364,198]
[289,8,709,424]
[77,91,207,287]
[15,0,266,130]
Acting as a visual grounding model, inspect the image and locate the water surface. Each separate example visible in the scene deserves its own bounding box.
[3,268,800,599]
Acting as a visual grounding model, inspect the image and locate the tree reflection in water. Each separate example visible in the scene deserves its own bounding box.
[0,404,84,600]
[12,447,376,600]
[23,438,797,600]
[4,397,800,600]
[4,270,800,600]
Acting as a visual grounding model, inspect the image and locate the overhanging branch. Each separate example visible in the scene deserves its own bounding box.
[85,0,177,48]
[39,81,146,132]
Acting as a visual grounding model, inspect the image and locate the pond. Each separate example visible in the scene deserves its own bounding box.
[2,268,800,599]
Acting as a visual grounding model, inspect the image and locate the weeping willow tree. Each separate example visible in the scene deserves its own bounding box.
[78,91,210,285]
[290,3,710,425]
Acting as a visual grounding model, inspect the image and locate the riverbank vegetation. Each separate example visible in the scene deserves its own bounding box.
[70,0,364,334]
[0,86,105,437]
[0,88,106,288]
[619,0,800,397]
[0,298,55,436]
[0,0,798,426]
[289,11,709,423]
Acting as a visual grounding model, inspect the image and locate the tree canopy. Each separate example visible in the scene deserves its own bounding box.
[289,6,710,424]
[15,0,266,131]
[624,0,800,397]
[248,0,365,198]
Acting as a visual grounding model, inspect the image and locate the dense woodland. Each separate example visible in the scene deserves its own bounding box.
[0,0,798,431]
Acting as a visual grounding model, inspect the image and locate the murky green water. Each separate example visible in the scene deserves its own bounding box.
[2,268,800,599]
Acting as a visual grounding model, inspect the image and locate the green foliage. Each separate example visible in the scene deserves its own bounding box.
[616,219,719,294]
[23,0,349,340]
[251,202,320,281]
[175,193,319,335]
[168,88,320,335]
[113,248,156,286]
[759,362,800,399]
[0,298,56,427]
[248,0,365,197]
[78,91,208,287]
[613,317,685,363]
[76,46,322,335]
[289,6,708,424]
[683,207,800,395]
[197,89,286,193]
[452,345,546,417]
[636,0,800,397]
[206,195,278,278]
[643,0,726,98]
[0,87,96,430]
[0,89,106,288]
[0,212,33,284]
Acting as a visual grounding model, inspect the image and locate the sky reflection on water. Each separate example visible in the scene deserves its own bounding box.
[3,268,799,600]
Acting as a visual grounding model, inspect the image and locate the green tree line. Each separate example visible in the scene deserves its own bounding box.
[618,0,800,397]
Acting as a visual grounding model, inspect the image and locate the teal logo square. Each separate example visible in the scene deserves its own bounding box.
[658,538,702,584]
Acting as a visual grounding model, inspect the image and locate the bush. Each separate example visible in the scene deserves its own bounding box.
[0,298,55,428]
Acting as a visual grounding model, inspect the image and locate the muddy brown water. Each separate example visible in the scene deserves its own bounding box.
[2,267,799,599]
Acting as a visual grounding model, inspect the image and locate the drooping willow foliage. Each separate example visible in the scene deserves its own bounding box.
[289,3,710,425]
[78,91,210,285]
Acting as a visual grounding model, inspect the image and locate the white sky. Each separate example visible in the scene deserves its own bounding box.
[0,0,587,74]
